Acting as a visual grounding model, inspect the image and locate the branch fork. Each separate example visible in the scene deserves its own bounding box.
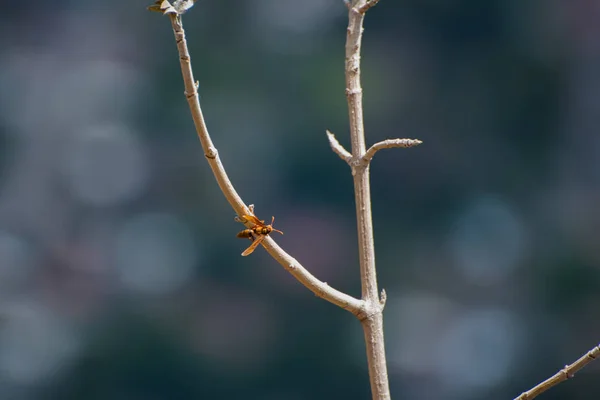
[327,130,422,167]
[150,1,398,399]
[149,9,364,318]
[151,2,600,400]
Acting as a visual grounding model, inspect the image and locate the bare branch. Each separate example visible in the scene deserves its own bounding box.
[362,138,422,164]
[326,130,352,163]
[263,237,364,315]
[514,344,600,400]
[345,1,391,398]
[157,13,363,317]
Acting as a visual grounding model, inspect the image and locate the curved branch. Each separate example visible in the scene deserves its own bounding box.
[326,130,352,163]
[514,344,600,400]
[263,237,364,315]
[362,138,422,164]
[162,13,363,316]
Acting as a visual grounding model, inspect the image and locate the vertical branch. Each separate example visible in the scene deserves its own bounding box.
[345,1,391,399]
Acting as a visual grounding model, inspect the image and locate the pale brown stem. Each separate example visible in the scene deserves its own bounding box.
[345,1,391,399]
[362,138,422,164]
[326,130,352,162]
[514,344,600,400]
[166,14,363,316]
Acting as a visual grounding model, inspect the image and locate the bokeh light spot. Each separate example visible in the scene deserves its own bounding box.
[115,213,197,295]
[64,124,148,207]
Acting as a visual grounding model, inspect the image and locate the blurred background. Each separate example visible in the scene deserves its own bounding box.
[0,0,599,399]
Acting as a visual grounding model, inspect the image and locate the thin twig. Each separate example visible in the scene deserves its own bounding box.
[159,12,363,317]
[362,138,422,164]
[514,344,600,400]
[344,1,391,399]
[326,130,352,163]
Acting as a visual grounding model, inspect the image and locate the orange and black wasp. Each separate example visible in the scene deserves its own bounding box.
[236,214,283,256]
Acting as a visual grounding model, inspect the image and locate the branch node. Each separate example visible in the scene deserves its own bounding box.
[205,147,218,159]
[358,0,381,14]
[326,130,352,163]
[148,0,197,15]
[147,0,176,15]
[184,88,197,99]
[561,366,573,379]
[356,300,382,322]
[345,87,362,97]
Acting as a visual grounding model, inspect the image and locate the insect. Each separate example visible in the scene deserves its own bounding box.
[236,214,283,256]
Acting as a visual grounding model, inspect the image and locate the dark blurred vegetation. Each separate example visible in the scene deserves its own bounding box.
[0,0,599,399]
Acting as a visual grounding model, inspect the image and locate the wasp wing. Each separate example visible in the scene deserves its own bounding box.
[241,214,265,227]
[241,234,265,256]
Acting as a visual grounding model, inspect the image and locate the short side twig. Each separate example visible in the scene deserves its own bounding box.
[157,11,363,317]
[326,130,352,163]
[362,138,422,165]
[514,344,600,400]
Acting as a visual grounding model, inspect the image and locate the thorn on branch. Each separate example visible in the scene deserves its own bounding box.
[326,130,352,163]
[379,289,387,308]
[362,138,422,164]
